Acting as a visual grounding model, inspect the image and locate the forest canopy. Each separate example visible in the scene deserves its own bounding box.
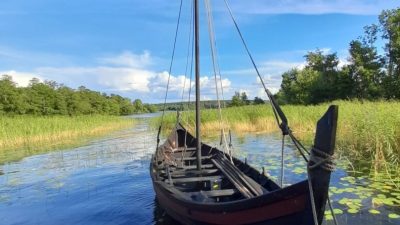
[276,8,400,105]
[0,75,156,116]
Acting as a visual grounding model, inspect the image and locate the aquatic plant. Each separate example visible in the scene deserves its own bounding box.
[0,115,134,163]
[153,100,400,175]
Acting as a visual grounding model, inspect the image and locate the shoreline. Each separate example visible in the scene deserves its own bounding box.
[152,100,400,174]
[0,115,135,164]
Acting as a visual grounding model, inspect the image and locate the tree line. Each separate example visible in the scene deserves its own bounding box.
[276,8,400,105]
[0,75,156,116]
[229,91,265,107]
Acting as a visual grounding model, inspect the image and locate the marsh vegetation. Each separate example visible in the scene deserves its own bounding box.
[0,115,134,163]
[154,100,400,176]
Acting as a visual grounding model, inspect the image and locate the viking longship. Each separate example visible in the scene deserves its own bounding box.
[150,1,339,225]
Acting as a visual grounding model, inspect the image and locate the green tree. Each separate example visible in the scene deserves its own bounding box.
[346,39,384,99]
[278,51,341,104]
[0,75,154,116]
[229,92,244,107]
[379,8,400,98]
[0,75,28,114]
[133,99,144,113]
[253,97,265,105]
[26,79,63,115]
[240,92,250,105]
[144,104,157,113]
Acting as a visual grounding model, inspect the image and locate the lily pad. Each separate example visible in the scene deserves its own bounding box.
[368,209,380,214]
[388,213,400,219]
[348,208,359,214]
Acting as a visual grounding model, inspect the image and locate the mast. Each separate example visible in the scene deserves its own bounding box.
[194,0,202,171]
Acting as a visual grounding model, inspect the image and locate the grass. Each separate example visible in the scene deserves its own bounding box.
[153,100,400,174]
[0,115,135,164]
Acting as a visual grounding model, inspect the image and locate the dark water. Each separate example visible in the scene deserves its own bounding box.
[0,113,399,225]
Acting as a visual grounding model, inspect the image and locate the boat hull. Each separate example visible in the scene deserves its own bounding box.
[150,161,315,225]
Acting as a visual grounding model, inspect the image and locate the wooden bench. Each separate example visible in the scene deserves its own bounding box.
[172,175,223,183]
[187,189,238,198]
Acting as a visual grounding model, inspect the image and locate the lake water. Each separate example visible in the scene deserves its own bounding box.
[0,113,399,225]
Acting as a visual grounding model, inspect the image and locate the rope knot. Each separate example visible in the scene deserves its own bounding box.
[308,146,336,172]
[279,123,290,136]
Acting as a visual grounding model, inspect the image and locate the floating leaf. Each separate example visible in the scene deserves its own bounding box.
[377,194,386,199]
[368,209,380,214]
[292,167,306,174]
[325,214,333,221]
[388,213,400,219]
[332,208,343,215]
[348,208,359,214]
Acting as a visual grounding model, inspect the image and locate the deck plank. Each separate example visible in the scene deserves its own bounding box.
[172,175,223,183]
[186,189,238,197]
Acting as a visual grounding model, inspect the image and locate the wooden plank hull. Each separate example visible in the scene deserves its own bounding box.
[151,167,315,225]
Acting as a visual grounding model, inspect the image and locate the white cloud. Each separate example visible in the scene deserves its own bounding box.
[224,60,304,97]
[149,73,232,101]
[0,70,42,87]
[229,0,398,15]
[338,58,350,68]
[98,51,152,68]
[1,50,233,102]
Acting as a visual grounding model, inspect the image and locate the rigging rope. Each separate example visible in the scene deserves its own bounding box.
[180,1,195,162]
[223,0,289,139]
[180,0,194,113]
[160,0,183,128]
[223,1,338,225]
[204,0,231,159]
[280,135,285,187]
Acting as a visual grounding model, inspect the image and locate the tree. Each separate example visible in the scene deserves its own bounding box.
[230,92,243,107]
[144,104,157,113]
[133,99,144,113]
[0,75,28,114]
[240,92,250,105]
[379,8,400,98]
[253,97,265,105]
[229,91,250,107]
[346,39,384,99]
[278,51,341,104]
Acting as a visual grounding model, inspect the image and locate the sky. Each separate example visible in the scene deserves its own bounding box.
[0,0,398,103]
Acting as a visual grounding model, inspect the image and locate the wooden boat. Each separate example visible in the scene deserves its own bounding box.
[151,1,339,225]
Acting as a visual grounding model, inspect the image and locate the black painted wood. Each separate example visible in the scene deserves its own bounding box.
[308,105,338,225]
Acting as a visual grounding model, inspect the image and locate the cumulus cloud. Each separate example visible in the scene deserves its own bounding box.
[224,60,304,97]
[148,72,232,101]
[1,50,232,102]
[97,51,152,68]
[0,70,42,87]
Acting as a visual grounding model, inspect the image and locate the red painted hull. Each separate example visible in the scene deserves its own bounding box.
[151,165,315,225]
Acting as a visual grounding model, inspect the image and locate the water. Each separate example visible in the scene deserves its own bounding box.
[0,113,399,225]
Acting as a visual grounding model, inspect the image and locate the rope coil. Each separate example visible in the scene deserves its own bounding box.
[308,146,336,172]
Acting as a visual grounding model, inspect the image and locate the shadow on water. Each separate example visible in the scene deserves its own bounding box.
[0,112,399,225]
[153,198,181,225]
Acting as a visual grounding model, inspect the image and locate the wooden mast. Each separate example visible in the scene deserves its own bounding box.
[194,0,202,171]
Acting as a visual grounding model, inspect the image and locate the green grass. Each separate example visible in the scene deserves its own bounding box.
[0,115,135,163]
[153,100,400,174]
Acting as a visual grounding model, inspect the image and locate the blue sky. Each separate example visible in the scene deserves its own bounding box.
[0,0,397,103]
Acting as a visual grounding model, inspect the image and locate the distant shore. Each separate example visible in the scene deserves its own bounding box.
[153,100,400,175]
[0,115,135,164]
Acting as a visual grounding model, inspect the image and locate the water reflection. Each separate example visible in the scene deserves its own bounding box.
[0,113,399,225]
[152,199,180,225]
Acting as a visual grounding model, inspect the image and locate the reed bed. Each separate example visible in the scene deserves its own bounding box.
[0,115,134,163]
[153,100,400,173]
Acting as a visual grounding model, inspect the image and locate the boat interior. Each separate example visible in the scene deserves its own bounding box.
[153,124,282,203]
